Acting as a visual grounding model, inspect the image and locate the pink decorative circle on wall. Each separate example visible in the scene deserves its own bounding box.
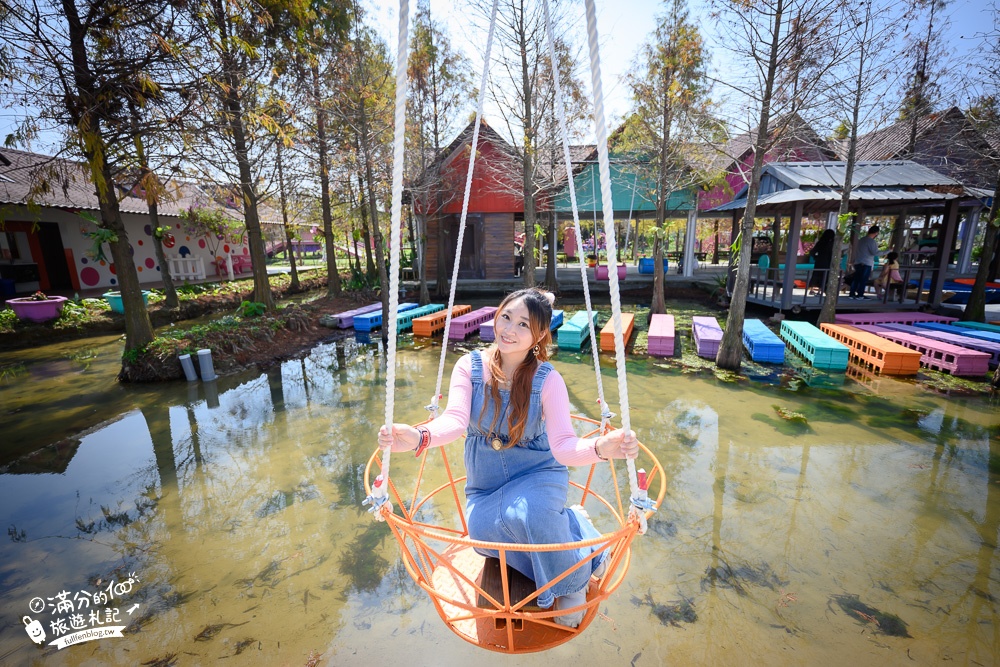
[198,239,206,249]
[243,247,249,255]
[223,244,230,254]
[145,258,155,269]
[80,267,100,286]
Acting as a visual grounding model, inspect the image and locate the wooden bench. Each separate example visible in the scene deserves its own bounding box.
[742,319,785,363]
[819,323,922,375]
[448,306,497,340]
[879,323,1000,367]
[355,303,418,332]
[413,304,471,337]
[952,321,1000,335]
[833,312,957,326]
[397,303,444,332]
[557,311,599,350]
[332,302,381,329]
[647,314,675,357]
[913,321,1000,345]
[600,313,635,352]
[476,557,541,630]
[779,321,849,370]
[692,316,723,359]
[854,325,990,376]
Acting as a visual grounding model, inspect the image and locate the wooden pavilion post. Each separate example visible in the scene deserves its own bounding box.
[956,207,980,274]
[780,201,804,310]
[929,198,960,308]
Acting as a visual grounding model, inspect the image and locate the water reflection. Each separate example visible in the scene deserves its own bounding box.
[0,340,999,665]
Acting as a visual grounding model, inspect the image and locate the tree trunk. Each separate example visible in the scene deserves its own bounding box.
[716,0,785,370]
[544,211,558,290]
[313,65,341,296]
[210,0,272,311]
[358,100,391,344]
[519,7,536,288]
[416,211,430,304]
[61,0,154,378]
[148,202,178,308]
[357,172,376,276]
[962,168,1000,322]
[275,142,300,291]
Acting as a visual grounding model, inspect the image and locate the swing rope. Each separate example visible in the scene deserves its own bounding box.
[366,0,411,519]
[428,0,500,417]
[583,0,651,529]
[540,0,609,428]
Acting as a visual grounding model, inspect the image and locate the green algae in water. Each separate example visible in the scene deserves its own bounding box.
[831,593,911,637]
[751,412,813,436]
[772,405,808,423]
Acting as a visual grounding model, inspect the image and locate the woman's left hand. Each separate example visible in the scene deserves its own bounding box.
[596,428,639,460]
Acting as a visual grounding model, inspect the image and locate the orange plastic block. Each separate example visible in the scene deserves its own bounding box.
[819,323,921,375]
[600,313,635,352]
[412,304,472,337]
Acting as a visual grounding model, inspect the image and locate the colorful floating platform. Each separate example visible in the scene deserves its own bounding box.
[413,305,472,337]
[878,323,1000,367]
[398,304,445,332]
[600,313,635,352]
[647,314,675,357]
[742,319,785,363]
[779,321,849,370]
[355,303,418,332]
[820,323,921,376]
[557,311,599,350]
[854,324,990,376]
[448,306,497,340]
[331,302,381,329]
[833,312,956,327]
[692,316,723,359]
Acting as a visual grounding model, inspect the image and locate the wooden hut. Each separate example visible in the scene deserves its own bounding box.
[411,120,524,281]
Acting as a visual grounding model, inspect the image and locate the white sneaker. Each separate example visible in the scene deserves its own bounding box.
[553,588,587,628]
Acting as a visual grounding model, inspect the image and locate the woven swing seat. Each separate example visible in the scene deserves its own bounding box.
[367,415,662,654]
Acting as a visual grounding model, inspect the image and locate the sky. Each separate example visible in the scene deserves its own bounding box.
[0,0,992,155]
[363,0,993,143]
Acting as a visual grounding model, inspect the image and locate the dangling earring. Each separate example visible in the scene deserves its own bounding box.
[532,343,540,356]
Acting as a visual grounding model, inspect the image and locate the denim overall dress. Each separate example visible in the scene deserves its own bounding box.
[464,351,603,609]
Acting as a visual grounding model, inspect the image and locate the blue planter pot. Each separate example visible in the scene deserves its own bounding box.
[638,257,669,275]
[103,290,150,314]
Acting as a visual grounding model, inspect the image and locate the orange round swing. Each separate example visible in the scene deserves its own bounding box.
[364,415,665,653]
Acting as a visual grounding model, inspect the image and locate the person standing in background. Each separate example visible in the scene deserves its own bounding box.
[849,225,880,300]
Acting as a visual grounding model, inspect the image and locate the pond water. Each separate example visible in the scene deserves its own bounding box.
[1,331,999,666]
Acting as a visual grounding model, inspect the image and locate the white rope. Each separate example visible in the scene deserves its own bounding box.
[540,0,608,424]
[583,0,645,528]
[428,0,500,416]
[366,0,410,519]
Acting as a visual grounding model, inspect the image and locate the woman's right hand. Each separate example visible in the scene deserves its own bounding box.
[378,424,421,453]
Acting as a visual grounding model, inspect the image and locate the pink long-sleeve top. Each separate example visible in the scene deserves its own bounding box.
[423,354,601,466]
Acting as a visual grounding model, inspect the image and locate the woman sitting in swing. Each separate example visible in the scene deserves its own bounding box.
[378,288,638,628]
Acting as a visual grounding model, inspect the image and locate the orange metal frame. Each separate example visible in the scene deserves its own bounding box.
[365,415,666,654]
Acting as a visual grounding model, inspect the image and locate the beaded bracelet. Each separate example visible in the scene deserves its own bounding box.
[594,439,609,461]
[414,427,431,457]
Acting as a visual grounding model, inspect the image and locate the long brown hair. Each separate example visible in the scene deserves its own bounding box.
[479,288,553,448]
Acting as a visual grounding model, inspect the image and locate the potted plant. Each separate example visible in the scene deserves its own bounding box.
[7,291,69,322]
[102,290,151,314]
